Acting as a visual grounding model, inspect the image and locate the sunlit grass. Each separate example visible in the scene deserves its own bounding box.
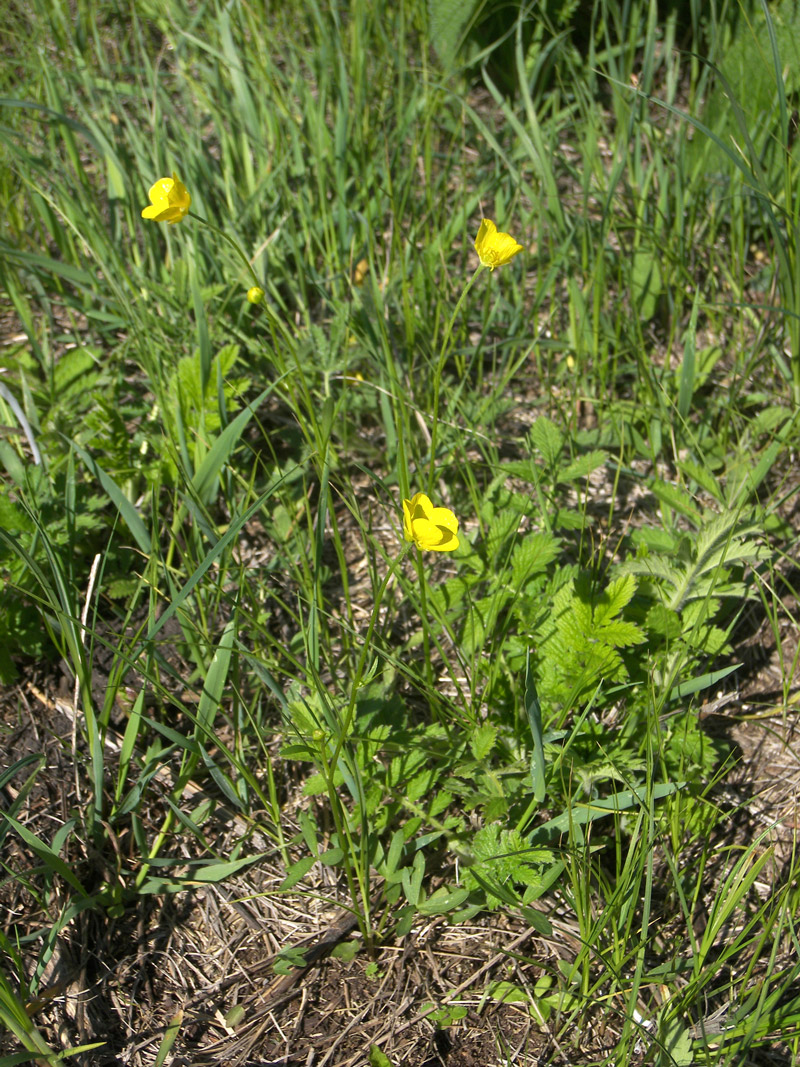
[1,0,799,1061]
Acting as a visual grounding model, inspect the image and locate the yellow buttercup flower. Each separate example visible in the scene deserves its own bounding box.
[246,286,265,305]
[141,173,191,225]
[474,218,523,271]
[402,492,459,553]
[352,258,369,286]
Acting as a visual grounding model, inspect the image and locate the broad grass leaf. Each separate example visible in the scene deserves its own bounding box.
[191,855,269,882]
[529,782,684,844]
[648,479,703,522]
[631,246,663,321]
[525,664,546,803]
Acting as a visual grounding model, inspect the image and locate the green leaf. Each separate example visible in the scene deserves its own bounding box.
[417,886,470,914]
[525,658,546,803]
[369,1046,394,1067]
[280,855,316,890]
[631,245,663,321]
[557,450,608,484]
[529,782,684,844]
[1,815,88,898]
[469,722,497,761]
[192,385,273,504]
[510,531,560,588]
[70,440,151,556]
[529,415,563,469]
[427,0,481,69]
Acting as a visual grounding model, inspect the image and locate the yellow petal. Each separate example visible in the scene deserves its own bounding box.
[427,506,459,534]
[412,517,459,552]
[474,217,522,270]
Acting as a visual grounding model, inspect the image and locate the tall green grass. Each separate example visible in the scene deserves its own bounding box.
[1,0,799,1061]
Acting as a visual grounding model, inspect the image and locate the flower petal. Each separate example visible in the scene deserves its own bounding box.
[142,174,191,224]
[427,506,459,534]
[474,217,522,270]
[411,518,459,551]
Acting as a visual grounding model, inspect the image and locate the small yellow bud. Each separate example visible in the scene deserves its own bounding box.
[246,286,265,305]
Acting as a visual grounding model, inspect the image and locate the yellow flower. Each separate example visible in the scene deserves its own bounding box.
[246,286,265,305]
[141,173,191,225]
[474,218,523,271]
[352,258,369,286]
[402,492,459,553]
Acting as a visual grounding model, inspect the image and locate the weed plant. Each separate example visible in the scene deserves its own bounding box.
[1,0,800,1063]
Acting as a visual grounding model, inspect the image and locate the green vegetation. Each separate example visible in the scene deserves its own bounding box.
[1,0,799,1062]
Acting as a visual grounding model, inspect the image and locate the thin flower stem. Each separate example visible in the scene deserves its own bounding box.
[330,547,408,770]
[189,212,262,289]
[427,265,484,493]
[414,546,434,688]
[316,546,408,942]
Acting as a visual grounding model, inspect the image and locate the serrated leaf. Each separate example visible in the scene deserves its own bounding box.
[557,449,608,484]
[596,573,638,619]
[596,619,646,647]
[510,531,560,589]
[469,722,497,761]
[646,603,682,639]
[529,415,564,468]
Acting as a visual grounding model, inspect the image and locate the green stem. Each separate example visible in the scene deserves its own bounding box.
[189,212,262,289]
[330,546,408,770]
[414,546,433,688]
[321,545,408,942]
[427,266,484,492]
